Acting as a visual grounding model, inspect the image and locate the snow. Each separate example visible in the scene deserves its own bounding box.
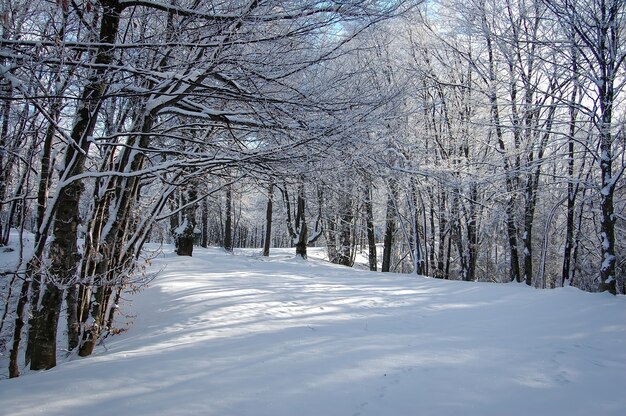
[173,219,188,236]
[602,251,616,273]
[1,246,625,416]
[0,231,34,273]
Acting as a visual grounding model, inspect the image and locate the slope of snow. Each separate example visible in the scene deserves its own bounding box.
[1,246,625,416]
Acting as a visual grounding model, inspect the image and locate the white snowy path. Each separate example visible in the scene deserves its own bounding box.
[1,247,625,416]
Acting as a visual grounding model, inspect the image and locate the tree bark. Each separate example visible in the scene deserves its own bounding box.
[176,188,198,256]
[465,183,478,282]
[262,184,273,256]
[294,184,308,259]
[66,284,80,352]
[201,198,209,248]
[410,180,425,275]
[8,268,31,377]
[381,179,397,273]
[224,184,233,252]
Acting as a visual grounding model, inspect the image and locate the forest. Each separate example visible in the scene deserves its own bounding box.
[0,0,624,378]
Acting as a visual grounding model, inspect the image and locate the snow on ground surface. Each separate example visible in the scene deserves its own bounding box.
[1,246,625,416]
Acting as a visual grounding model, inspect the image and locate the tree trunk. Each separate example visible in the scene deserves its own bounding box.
[201,197,209,248]
[325,216,338,262]
[0,73,11,246]
[294,184,308,259]
[262,184,273,256]
[224,185,233,252]
[466,183,478,282]
[176,188,198,256]
[522,180,535,286]
[8,267,31,377]
[29,283,63,370]
[78,286,109,357]
[599,135,617,294]
[66,284,80,352]
[410,180,425,275]
[295,221,308,259]
[381,180,397,273]
[597,61,617,293]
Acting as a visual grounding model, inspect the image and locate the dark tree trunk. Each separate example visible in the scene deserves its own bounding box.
[522,185,535,286]
[597,67,617,293]
[505,198,521,283]
[30,167,84,369]
[466,183,478,282]
[30,283,63,370]
[0,22,14,246]
[562,127,577,286]
[409,180,425,275]
[176,188,198,256]
[325,216,338,263]
[8,266,31,378]
[599,140,617,294]
[176,230,195,256]
[262,184,273,257]
[295,223,308,259]
[201,198,209,248]
[66,284,80,352]
[78,285,109,357]
[224,185,233,252]
[381,180,397,273]
[294,184,308,259]
[282,181,314,260]
[0,81,11,246]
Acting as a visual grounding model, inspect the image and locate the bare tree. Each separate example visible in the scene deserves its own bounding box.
[544,0,626,293]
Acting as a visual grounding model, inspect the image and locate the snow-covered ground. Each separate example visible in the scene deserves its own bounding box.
[1,245,625,416]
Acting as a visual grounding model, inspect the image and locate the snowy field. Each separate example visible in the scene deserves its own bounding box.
[1,245,625,416]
